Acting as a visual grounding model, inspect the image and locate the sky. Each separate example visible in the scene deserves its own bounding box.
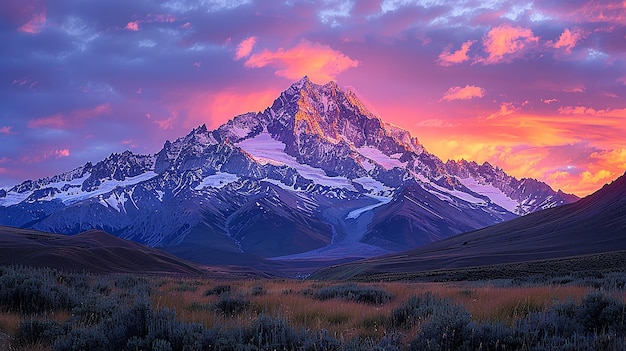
[1,0,625,197]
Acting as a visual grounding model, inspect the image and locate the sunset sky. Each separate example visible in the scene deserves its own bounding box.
[1,1,625,197]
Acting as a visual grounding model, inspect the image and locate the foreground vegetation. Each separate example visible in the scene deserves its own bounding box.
[1,265,626,350]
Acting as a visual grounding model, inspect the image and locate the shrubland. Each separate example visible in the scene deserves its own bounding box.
[1,265,625,350]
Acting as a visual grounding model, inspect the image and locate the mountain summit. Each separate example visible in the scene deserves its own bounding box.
[0,78,577,272]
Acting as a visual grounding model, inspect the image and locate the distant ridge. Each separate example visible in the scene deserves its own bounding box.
[0,226,205,275]
[312,172,626,281]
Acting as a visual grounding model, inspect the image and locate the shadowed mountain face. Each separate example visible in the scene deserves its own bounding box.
[0,226,206,275]
[312,172,626,281]
[0,78,576,270]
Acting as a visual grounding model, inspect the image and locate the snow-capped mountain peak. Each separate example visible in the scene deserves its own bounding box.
[0,78,578,268]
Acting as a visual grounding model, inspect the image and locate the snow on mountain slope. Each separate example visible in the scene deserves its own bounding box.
[356,146,406,170]
[459,177,518,212]
[236,131,356,191]
[0,77,579,270]
[194,172,239,190]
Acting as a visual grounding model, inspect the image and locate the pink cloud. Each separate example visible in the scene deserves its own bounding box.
[20,149,70,164]
[27,104,111,129]
[438,40,474,66]
[146,14,176,23]
[126,21,139,31]
[0,126,14,134]
[244,39,359,82]
[121,140,138,148]
[235,36,257,60]
[123,14,177,32]
[28,115,66,129]
[154,114,176,130]
[54,149,70,158]
[83,104,111,117]
[543,2,626,25]
[12,77,37,88]
[441,85,485,101]
[480,25,538,64]
[18,11,46,34]
[553,28,584,53]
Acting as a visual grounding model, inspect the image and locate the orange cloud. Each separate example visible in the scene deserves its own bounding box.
[18,11,46,34]
[438,40,474,66]
[235,36,257,60]
[484,102,517,119]
[553,28,584,53]
[244,39,359,83]
[417,103,626,197]
[441,85,485,101]
[480,25,538,64]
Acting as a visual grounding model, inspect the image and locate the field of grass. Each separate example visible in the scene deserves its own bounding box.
[1,265,626,350]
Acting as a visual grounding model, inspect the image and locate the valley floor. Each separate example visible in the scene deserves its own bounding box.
[1,265,626,350]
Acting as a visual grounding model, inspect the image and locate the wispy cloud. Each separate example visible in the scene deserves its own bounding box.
[0,126,15,135]
[235,36,257,60]
[18,11,46,34]
[438,40,474,66]
[441,85,485,101]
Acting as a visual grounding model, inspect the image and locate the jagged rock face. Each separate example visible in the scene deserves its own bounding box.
[0,77,578,266]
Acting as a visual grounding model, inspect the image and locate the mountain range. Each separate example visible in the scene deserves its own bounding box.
[0,77,577,273]
[313,171,626,281]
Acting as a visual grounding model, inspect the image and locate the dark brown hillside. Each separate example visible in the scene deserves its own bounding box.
[0,226,206,275]
[313,172,626,281]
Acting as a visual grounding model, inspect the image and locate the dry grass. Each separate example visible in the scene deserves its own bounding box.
[444,284,592,324]
[0,312,21,338]
[149,278,599,341]
[0,274,612,349]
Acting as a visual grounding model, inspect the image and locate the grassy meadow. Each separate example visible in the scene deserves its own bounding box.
[1,265,626,350]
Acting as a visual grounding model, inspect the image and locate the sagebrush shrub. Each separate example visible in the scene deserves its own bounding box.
[313,284,393,304]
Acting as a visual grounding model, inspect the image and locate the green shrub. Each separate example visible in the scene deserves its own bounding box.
[313,284,393,305]
[203,284,232,296]
[214,294,251,315]
[391,292,442,328]
[16,319,64,346]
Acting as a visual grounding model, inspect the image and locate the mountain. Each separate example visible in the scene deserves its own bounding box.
[312,171,626,281]
[0,77,577,272]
